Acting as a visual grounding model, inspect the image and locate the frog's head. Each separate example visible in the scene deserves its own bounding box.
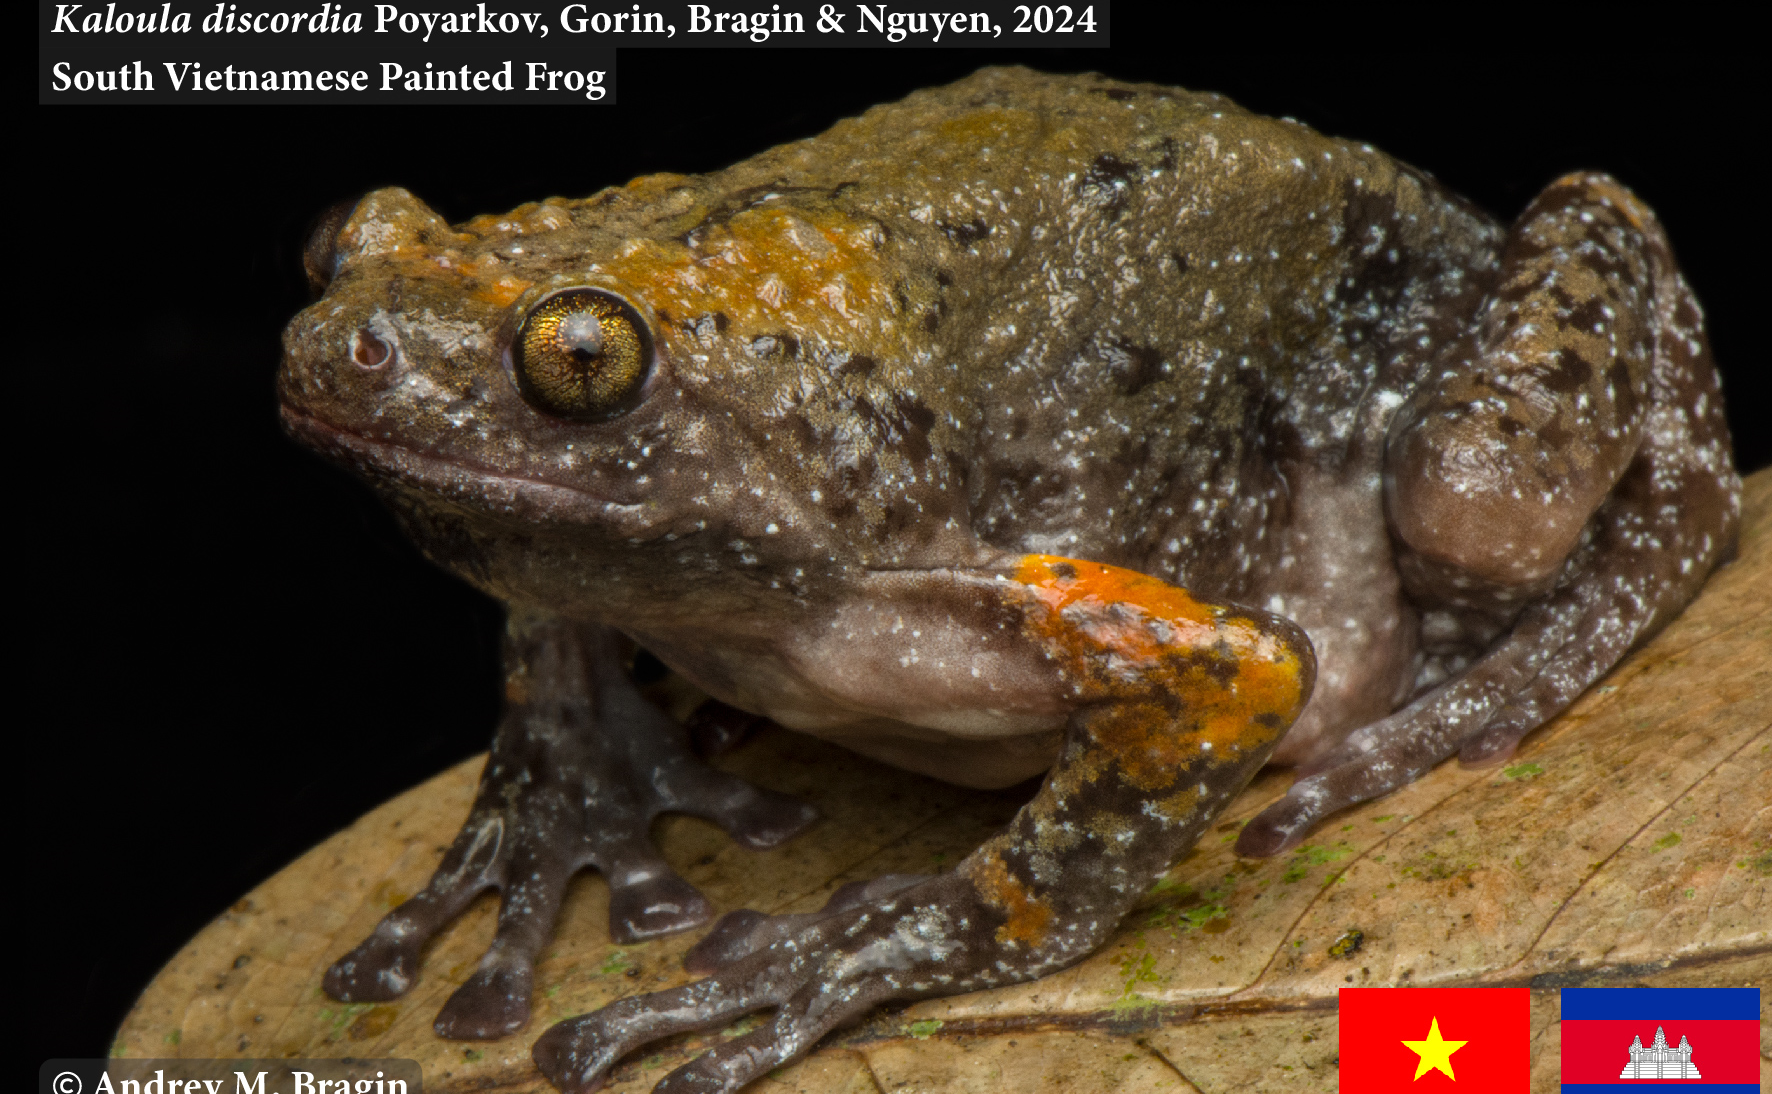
[280,184,978,600]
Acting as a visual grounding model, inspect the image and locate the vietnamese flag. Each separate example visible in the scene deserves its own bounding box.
[1340,987,1530,1091]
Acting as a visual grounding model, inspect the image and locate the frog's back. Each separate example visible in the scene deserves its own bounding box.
[442,68,1503,588]
[743,67,1503,586]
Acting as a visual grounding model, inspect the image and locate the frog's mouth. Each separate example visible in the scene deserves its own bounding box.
[280,406,651,532]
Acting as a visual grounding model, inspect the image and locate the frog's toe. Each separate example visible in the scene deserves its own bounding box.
[1238,763,1380,857]
[324,882,486,1000]
[1454,633,1618,768]
[646,980,895,1094]
[434,963,533,1039]
[680,910,768,974]
[1237,666,1517,856]
[661,763,818,851]
[683,874,926,974]
[533,977,768,1094]
[607,866,715,942]
[711,788,819,851]
[426,847,575,1037]
[323,932,421,1001]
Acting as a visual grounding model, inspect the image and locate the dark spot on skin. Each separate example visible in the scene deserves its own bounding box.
[1538,417,1573,452]
[1087,153,1137,185]
[1051,561,1078,582]
[1118,439,1154,487]
[1098,87,1137,101]
[780,334,799,359]
[778,402,814,443]
[1338,184,1415,301]
[823,494,859,522]
[923,310,941,333]
[1672,293,1701,330]
[713,312,730,333]
[1254,712,1285,730]
[1101,337,1167,395]
[892,392,936,464]
[1574,238,1629,277]
[1608,359,1640,422]
[935,270,954,288]
[943,448,971,496]
[1542,347,1594,394]
[1265,418,1306,464]
[1498,416,1525,437]
[1561,296,1607,333]
[1169,251,1189,274]
[940,218,990,247]
[836,354,877,379]
[1077,153,1139,216]
[829,385,935,475]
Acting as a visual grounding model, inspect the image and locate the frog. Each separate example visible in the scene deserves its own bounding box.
[279,67,1740,1093]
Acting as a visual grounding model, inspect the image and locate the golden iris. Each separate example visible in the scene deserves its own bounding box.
[514,290,650,419]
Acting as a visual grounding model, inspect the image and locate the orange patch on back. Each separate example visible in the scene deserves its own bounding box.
[590,206,906,358]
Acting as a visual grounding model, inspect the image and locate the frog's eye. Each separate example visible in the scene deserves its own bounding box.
[513,290,653,420]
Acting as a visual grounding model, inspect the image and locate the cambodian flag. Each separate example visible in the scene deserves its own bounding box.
[1560,987,1760,1093]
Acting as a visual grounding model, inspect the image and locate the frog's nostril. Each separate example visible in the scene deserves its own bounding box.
[352,330,391,370]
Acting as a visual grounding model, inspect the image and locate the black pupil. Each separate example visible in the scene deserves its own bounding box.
[559,313,604,362]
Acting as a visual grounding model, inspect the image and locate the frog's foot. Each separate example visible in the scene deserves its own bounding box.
[533,874,1008,1094]
[1238,174,1740,858]
[324,613,817,1039]
[532,556,1313,1093]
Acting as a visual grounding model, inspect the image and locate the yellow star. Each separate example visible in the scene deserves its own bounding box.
[1401,1016,1468,1080]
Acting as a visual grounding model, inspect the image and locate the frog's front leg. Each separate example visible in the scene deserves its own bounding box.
[531,557,1313,1094]
[323,608,817,1039]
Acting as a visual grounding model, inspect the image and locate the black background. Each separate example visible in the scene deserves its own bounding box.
[28,8,1769,1063]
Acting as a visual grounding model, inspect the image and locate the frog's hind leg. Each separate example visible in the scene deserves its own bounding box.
[1238,173,1740,857]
